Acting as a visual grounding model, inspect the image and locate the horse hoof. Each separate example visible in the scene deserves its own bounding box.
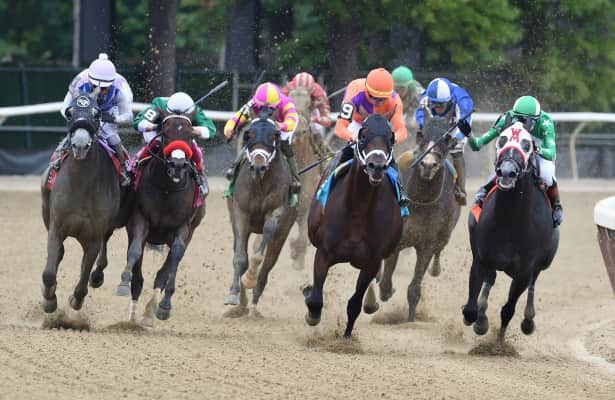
[69,295,83,311]
[140,316,154,328]
[428,264,441,277]
[241,273,257,289]
[89,270,104,288]
[223,306,248,318]
[473,316,489,335]
[363,302,380,315]
[42,296,57,313]
[224,294,240,306]
[462,305,477,325]
[116,284,130,297]
[521,318,535,335]
[379,287,395,302]
[305,312,321,326]
[156,305,171,321]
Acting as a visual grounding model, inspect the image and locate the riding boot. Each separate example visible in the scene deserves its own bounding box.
[281,140,302,194]
[390,159,410,208]
[451,152,467,206]
[195,169,209,197]
[547,181,563,227]
[474,177,496,207]
[225,148,246,181]
[113,143,131,187]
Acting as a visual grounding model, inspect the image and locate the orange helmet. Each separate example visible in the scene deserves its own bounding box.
[365,68,394,98]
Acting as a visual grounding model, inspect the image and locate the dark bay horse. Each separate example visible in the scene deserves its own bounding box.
[116,111,205,326]
[288,87,323,270]
[41,92,124,313]
[303,114,403,337]
[379,116,461,321]
[224,114,297,316]
[462,122,559,340]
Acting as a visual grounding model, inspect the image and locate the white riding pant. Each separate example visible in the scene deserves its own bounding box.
[100,122,121,146]
[280,128,296,143]
[537,155,556,187]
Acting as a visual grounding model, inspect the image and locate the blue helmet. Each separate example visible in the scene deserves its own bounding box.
[426,78,452,104]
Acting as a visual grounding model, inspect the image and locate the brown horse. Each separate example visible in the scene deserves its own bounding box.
[303,114,403,337]
[224,113,298,316]
[115,111,205,326]
[287,87,325,270]
[379,116,461,321]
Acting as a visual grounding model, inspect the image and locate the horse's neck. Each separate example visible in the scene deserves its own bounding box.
[345,159,378,213]
[66,144,108,188]
[407,166,446,203]
[493,173,534,220]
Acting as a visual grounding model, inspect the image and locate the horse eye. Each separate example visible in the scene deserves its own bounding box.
[497,136,508,148]
[521,139,531,152]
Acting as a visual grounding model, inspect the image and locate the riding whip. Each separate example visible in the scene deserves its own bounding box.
[298,152,336,175]
[183,79,230,113]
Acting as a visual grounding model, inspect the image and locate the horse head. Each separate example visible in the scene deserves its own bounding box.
[416,117,454,180]
[356,114,394,185]
[65,92,101,160]
[494,122,534,190]
[244,111,279,180]
[159,110,195,184]
[288,87,312,118]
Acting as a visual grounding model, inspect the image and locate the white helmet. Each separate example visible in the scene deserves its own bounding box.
[167,92,194,114]
[88,53,116,87]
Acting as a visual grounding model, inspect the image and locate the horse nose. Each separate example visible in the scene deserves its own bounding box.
[367,161,385,172]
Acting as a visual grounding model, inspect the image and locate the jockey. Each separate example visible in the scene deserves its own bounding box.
[281,72,332,158]
[392,66,424,136]
[334,67,409,207]
[133,92,217,196]
[468,95,563,227]
[57,53,133,186]
[223,82,301,193]
[415,77,473,206]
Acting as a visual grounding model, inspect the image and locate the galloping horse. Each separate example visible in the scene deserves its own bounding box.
[304,114,403,337]
[379,116,461,321]
[462,122,559,340]
[287,87,324,270]
[41,92,125,313]
[116,110,205,326]
[224,113,297,314]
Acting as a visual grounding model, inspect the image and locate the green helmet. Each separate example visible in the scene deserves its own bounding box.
[512,96,541,118]
[392,66,414,88]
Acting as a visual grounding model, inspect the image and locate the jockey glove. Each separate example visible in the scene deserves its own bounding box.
[458,119,472,137]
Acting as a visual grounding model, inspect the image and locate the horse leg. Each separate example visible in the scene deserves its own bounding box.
[68,238,100,310]
[41,227,65,313]
[474,269,496,335]
[128,254,144,322]
[290,214,308,271]
[363,279,380,314]
[304,248,330,326]
[521,271,540,335]
[428,250,441,277]
[156,232,188,321]
[462,258,483,325]
[498,274,531,341]
[379,250,399,302]
[242,234,262,290]
[90,230,112,288]
[225,210,250,306]
[344,265,379,338]
[407,248,434,322]
[117,213,148,296]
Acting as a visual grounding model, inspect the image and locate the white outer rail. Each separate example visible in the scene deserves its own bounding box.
[2,103,615,180]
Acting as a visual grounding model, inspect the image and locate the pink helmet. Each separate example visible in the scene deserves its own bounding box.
[88,53,116,87]
[294,72,315,92]
[252,82,282,107]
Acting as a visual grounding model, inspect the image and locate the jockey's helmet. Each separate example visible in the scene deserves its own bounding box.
[392,66,415,90]
[513,96,541,118]
[426,78,452,104]
[88,53,116,88]
[294,72,315,92]
[253,82,282,107]
[365,68,394,101]
[167,92,194,114]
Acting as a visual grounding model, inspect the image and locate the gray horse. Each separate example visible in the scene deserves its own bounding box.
[379,116,461,321]
[41,92,124,314]
[224,114,297,316]
[287,87,325,270]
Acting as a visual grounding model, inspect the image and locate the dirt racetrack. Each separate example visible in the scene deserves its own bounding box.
[0,176,614,399]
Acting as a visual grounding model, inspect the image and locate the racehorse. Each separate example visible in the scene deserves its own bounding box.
[287,87,323,270]
[41,91,126,313]
[224,112,297,315]
[379,116,461,321]
[115,110,205,326]
[462,122,559,340]
[303,114,403,337]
